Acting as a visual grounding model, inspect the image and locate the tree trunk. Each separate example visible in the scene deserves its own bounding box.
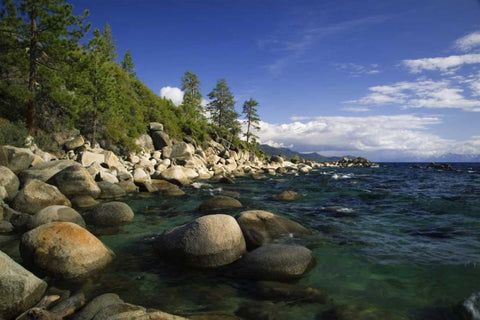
[27,7,38,136]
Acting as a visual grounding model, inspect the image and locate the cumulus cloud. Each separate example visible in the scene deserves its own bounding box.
[256,115,480,160]
[455,31,480,52]
[402,53,480,73]
[159,86,184,106]
[348,78,480,112]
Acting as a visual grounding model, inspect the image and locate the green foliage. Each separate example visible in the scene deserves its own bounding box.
[0,0,235,154]
[121,49,136,78]
[0,118,28,147]
[207,78,241,138]
[242,98,260,144]
[0,0,89,134]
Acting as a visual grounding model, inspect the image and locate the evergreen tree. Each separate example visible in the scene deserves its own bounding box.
[181,70,202,118]
[77,28,116,146]
[207,78,240,136]
[242,98,260,144]
[102,22,116,61]
[121,49,135,77]
[0,0,89,135]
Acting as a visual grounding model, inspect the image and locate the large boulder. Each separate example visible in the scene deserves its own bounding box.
[83,201,134,226]
[28,205,86,229]
[157,214,246,268]
[64,135,85,150]
[18,160,78,185]
[236,244,313,280]
[0,250,47,320]
[72,293,124,320]
[150,179,185,196]
[170,142,195,161]
[237,210,311,249]
[12,179,71,214]
[135,134,155,152]
[20,222,114,279]
[0,166,19,201]
[151,131,171,150]
[0,145,34,174]
[47,165,101,199]
[149,122,164,132]
[199,195,242,212]
[97,181,126,199]
[160,165,192,186]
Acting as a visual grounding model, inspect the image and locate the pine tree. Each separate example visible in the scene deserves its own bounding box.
[181,70,203,118]
[121,49,135,77]
[0,0,89,135]
[207,78,240,136]
[242,98,260,144]
[102,22,117,61]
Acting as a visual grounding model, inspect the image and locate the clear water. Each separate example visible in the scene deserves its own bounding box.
[6,163,480,319]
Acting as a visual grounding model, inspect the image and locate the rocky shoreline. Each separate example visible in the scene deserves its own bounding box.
[0,123,415,320]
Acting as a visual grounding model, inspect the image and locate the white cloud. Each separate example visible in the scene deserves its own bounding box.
[455,31,480,52]
[402,54,480,73]
[349,78,480,112]
[256,115,480,160]
[335,63,381,77]
[159,86,184,106]
[342,107,370,112]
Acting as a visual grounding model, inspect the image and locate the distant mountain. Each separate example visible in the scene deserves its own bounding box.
[429,153,480,162]
[258,144,351,162]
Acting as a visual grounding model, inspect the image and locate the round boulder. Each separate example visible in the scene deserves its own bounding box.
[12,179,71,214]
[28,205,86,229]
[236,244,313,280]
[71,195,100,208]
[160,166,193,186]
[84,202,134,226]
[20,222,115,279]
[0,166,20,201]
[0,250,47,319]
[237,210,311,249]
[157,214,246,268]
[47,164,101,199]
[0,145,34,174]
[97,181,127,199]
[272,190,299,201]
[199,195,242,212]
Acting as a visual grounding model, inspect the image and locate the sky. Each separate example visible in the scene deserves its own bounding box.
[70,0,480,161]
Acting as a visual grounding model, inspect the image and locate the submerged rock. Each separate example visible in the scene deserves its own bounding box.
[255,281,327,303]
[198,195,243,212]
[84,201,134,226]
[157,214,246,268]
[12,179,71,214]
[462,291,480,320]
[272,190,299,201]
[20,222,114,279]
[0,250,47,320]
[237,210,311,249]
[72,293,124,320]
[235,244,313,280]
[28,205,86,229]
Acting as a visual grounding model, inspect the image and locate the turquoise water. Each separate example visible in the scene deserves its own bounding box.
[53,164,480,318]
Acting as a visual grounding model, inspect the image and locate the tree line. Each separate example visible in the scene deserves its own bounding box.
[0,0,261,153]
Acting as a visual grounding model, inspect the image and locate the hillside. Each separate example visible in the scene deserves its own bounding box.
[258,144,351,162]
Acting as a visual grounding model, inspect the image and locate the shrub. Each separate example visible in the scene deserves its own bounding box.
[0,118,28,147]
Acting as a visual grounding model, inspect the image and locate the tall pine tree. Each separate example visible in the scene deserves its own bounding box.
[121,49,135,77]
[0,0,89,135]
[242,98,260,144]
[181,70,203,118]
[207,78,240,136]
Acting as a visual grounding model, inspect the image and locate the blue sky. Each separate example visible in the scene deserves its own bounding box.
[71,0,480,161]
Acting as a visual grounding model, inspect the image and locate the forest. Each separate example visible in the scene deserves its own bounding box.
[0,0,261,154]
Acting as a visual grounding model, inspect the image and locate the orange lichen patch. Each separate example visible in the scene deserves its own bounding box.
[36,222,101,247]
